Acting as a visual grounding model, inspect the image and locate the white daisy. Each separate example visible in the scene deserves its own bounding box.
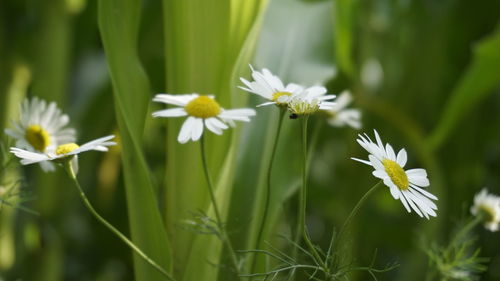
[239,65,304,107]
[470,188,500,232]
[10,135,116,174]
[326,90,362,129]
[287,86,336,116]
[152,94,256,144]
[352,130,438,219]
[5,97,76,171]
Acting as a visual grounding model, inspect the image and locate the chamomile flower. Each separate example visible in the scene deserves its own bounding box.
[470,188,500,232]
[5,97,76,172]
[325,91,362,129]
[287,86,336,116]
[352,130,438,219]
[152,94,256,144]
[239,65,304,107]
[10,135,116,174]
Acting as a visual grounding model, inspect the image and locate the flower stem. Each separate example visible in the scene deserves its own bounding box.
[62,162,175,281]
[293,116,325,268]
[199,136,240,277]
[448,215,482,250]
[337,181,382,245]
[252,108,285,267]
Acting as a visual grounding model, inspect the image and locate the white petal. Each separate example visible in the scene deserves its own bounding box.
[410,185,438,200]
[190,118,204,141]
[153,94,196,106]
[402,191,424,218]
[408,174,430,187]
[178,117,196,144]
[10,148,50,164]
[205,119,222,135]
[406,168,427,177]
[369,155,385,171]
[372,170,387,179]
[385,143,396,161]
[396,149,407,167]
[388,185,401,199]
[152,108,187,118]
[351,157,371,166]
[256,101,276,107]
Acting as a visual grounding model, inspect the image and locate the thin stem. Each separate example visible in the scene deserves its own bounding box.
[252,108,286,271]
[200,136,241,277]
[448,215,482,250]
[63,162,175,281]
[294,116,325,269]
[337,181,382,245]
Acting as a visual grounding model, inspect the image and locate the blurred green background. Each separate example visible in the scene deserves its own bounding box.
[1,0,499,280]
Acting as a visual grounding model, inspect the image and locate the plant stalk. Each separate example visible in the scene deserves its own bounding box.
[63,161,175,281]
[251,108,286,272]
[200,136,241,277]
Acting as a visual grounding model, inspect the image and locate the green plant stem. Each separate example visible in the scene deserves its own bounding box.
[251,108,286,272]
[293,116,325,269]
[337,181,382,245]
[200,136,241,277]
[62,162,174,281]
[448,215,482,250]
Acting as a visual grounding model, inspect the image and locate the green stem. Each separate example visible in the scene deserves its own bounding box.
[200,136,241,277]
[63,162,175,281]
[337,181,382,245]
[252,108,286,271]
[448,215,482,251]
[294,116,325,268]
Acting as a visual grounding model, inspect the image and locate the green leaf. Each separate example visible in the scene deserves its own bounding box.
[98,1,172,280]
[427,25,500,151]
[161,1,268,280]
[333,0,355,77]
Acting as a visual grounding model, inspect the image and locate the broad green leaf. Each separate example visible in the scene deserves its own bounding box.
[98,1,172,280]
[427,25,500,151]
[162,0,268,280]
[333,0,355,77]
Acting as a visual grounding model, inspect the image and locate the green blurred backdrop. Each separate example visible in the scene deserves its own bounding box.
[1,0,499,280]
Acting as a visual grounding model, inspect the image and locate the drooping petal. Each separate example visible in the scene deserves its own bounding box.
[178,117,196,144]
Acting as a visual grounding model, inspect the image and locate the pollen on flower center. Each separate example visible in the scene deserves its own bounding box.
[382,159,409,190]
[184,96,221,118]
[56,143,80,155]
[271,92,292,103]
[25,125,51,151]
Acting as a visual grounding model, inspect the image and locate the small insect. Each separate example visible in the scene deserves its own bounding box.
[289,113,298,119]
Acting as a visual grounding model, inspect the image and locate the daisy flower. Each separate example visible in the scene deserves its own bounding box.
[10,135,116,174]
[287,86,336,116]
[5,97,76,171]
[239,65,304,107]
[352,130,438,219]
[325,90,362,129]
[470,188,500,232]
[152,94,256,144]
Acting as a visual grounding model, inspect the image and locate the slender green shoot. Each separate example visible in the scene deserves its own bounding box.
[199,135,241,277]
[252,107,286,271]
[62,161,175,281]
[336,181,382,246]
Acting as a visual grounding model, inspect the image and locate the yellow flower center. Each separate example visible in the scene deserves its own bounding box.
[184,96,221,118]
[382,159,409,190]
[271,92,292,103]
[478,205,496,223]
[25,125,51,151]
[56,143,80,155]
